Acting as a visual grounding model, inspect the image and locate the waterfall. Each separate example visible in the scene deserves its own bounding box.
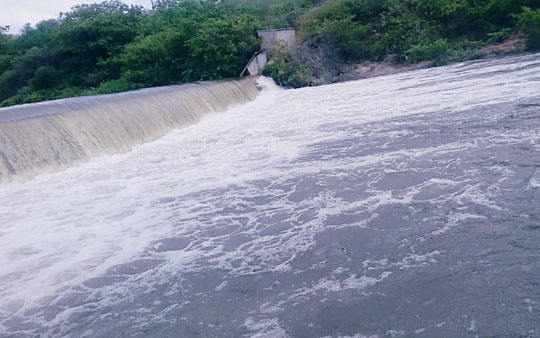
[0,77,258,182]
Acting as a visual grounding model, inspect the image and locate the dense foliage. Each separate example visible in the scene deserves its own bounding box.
[272,0,540,87]
[0,0,261,106]
[517,6,540,49]
[1,0,540,104]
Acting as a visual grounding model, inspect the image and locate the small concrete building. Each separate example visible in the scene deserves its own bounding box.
[257,28,296,53]
[240,28,296,76]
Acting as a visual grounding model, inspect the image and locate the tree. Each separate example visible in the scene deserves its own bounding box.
[52,1,144,87]
[121,30,184,86]
[517,6,540,50]
[183,15,260,81]
[12,20,59,53]
[0,26,13,75]
[0,46,56,103]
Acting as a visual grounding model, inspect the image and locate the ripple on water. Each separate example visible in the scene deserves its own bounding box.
[1,54,540,338]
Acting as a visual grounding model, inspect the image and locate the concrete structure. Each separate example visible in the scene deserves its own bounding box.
[246,52,268,76]
[257,28,296,53]
[240,28,296,76]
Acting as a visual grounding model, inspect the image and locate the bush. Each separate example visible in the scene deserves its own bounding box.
[380,6,440,58]
[299,0,383,61]
[21,90,49,104]
[183,15,260,81]
[262,45,314,88]
[30,66,59,90]
[451,39,487,61]
[487,27,514,43]
[85,78,133,95]
[294,42,343,83]
[517,7,540,50]
[121,30,181,86]
[262,40,346,88]
[406,39,451,66]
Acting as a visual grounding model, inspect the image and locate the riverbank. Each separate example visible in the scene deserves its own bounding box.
[333,36,527,83]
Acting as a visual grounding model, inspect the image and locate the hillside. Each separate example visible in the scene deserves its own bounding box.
[1,0,539,106]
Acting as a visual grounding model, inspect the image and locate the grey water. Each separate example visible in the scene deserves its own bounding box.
[1,53,540,338]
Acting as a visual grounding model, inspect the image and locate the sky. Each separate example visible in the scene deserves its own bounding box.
[0,0,152,34]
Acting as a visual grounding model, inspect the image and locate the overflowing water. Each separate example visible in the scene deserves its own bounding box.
[0,78,258,182]
[1,54,540,337]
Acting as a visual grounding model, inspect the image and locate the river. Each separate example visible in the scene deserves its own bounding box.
[1,53,540,337]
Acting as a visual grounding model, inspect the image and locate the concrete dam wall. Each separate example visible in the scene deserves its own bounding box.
[0,77,258,182]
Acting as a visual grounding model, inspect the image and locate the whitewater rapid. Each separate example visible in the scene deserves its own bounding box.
[0,78,258,182]
[1,53,540,337]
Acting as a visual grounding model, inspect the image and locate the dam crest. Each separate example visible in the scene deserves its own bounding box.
[0,77,258,182]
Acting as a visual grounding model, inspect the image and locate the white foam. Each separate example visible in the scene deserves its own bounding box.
[530,168,540,188]
[1,53,539,329]
[287,271,392,302]
[242,317,289,338]
[323,334,379,338]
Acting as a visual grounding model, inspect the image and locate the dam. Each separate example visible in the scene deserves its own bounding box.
[1,54,540,337]
[0,78,258,182]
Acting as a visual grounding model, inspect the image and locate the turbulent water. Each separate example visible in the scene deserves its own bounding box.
[0,78,258,182]
[1,54,540,338]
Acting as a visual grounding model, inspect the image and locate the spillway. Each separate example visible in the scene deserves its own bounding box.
[1,54,540,338]
[0,78,258,182]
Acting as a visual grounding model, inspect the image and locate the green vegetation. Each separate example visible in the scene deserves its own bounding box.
[271,0,540,87]
[262,44,315,87]
[517,7,540,50]
[0,0,540,105]
[0,0,261,106]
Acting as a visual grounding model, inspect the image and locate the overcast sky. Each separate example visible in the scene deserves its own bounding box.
[0,0,152,34]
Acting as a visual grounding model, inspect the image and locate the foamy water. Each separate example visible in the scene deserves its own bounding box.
[1,54,540,337]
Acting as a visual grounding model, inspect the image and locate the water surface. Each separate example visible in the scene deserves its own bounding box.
[1,54,540,337]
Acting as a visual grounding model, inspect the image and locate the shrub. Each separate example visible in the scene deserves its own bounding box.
[85,78,133,95]
[0,96,19,107]
[299,0,382,61]
[21,90,49,104]
[406,39,451,66]
[451,39,487,61]
[30,66,59,90]
[184,15,260,81]
[517,7,540,50]
[262,45,314,88]
[294,42,343,83]
[121,30,180,86]
[487,27,514,43]
[379,6,440,58]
